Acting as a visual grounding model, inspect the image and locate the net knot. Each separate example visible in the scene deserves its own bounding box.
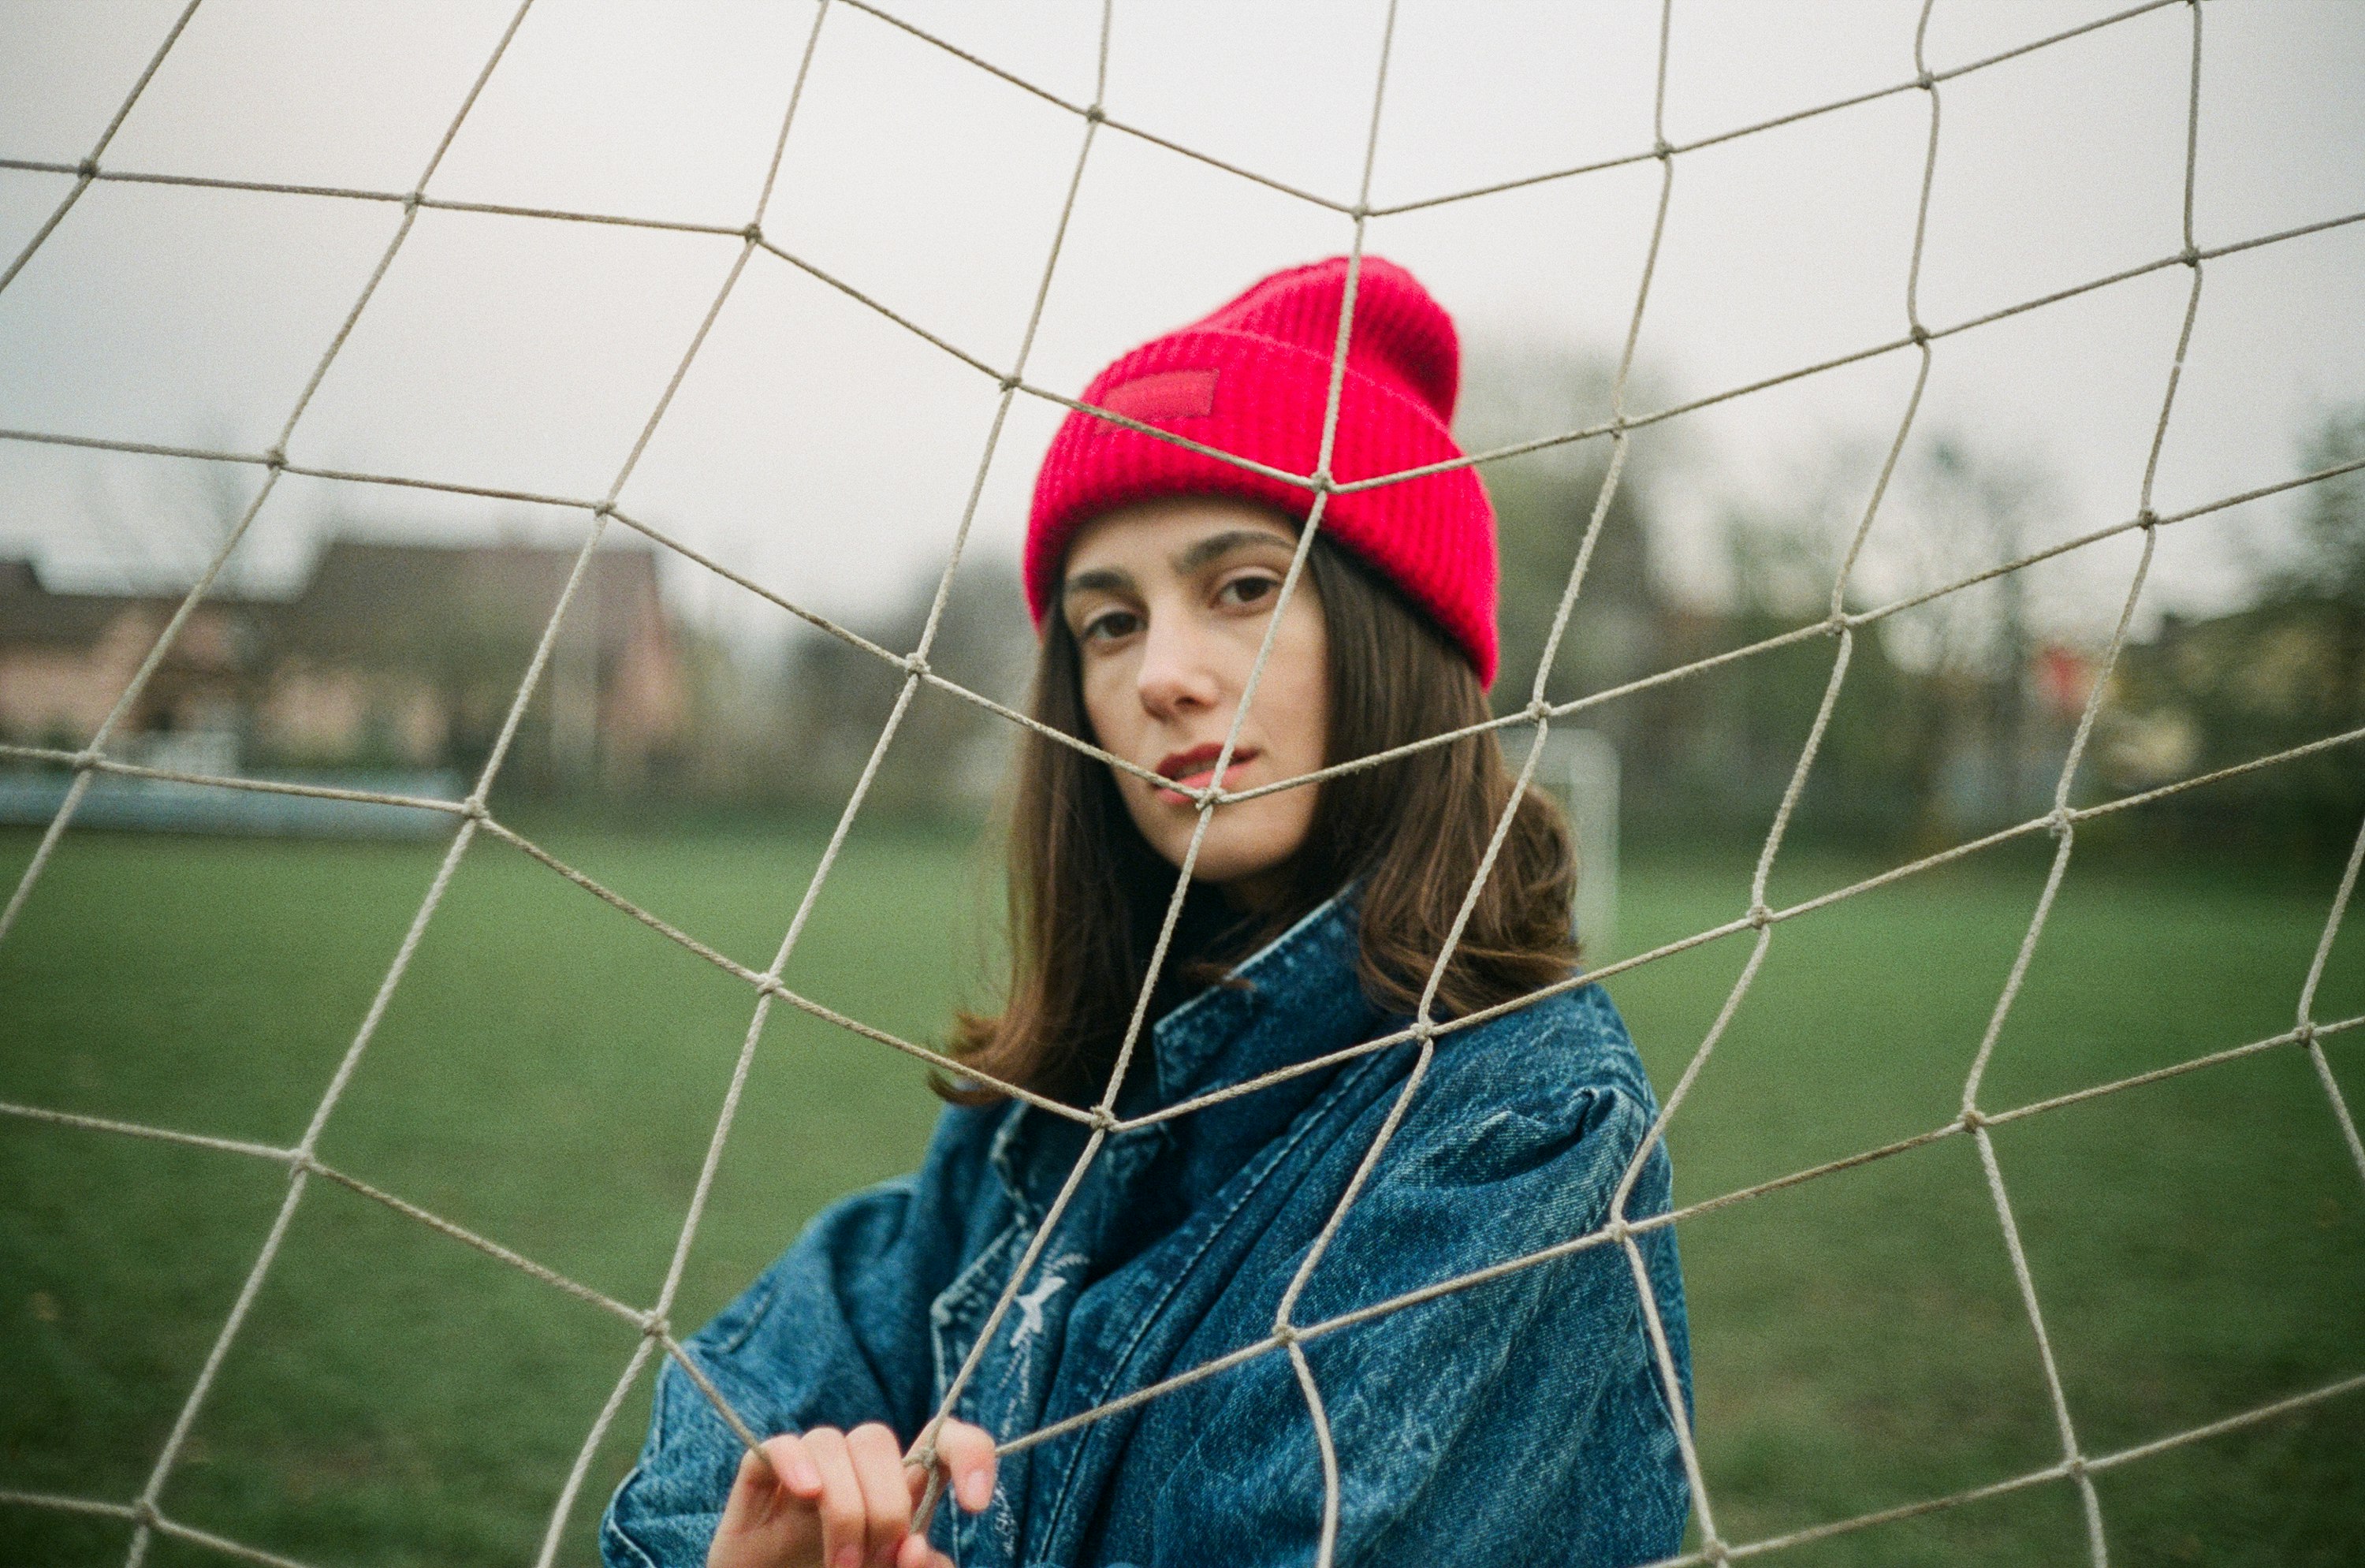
[1000,373,1022,393]
[1410,1018,1438,1041]
[909,1438,940,1473]
[403,192,421,212]
[2136,508,2159,530]
[1524,696,1551,724]
[1309,467,1335,493]
[1960,1104,1988,1130]
[1274,1322,1302,1347]
[903,651,930,678]
[2181,244,2201,268]
[71,746,99,772]
[1653,138,1674,161]
[1087,1106,1120,1134]
[1747,903,1772,930]
[77,158,99,181]
[1909,322,1931,345]
[1916,69,1935,91]
[2294,1020,2318,1047]
[2046,805,2073,840]
[462,795,490,821]
[131,1499,160,1529]
[742,222,764,244]
[264,445,287,471]
[639,1309,670,1339]
[1084,104,1106,125]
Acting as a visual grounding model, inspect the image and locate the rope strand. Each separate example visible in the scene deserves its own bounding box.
[2,3,2357,1564]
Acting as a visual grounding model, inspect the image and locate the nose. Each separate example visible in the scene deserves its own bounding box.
[1135,613,1223,721]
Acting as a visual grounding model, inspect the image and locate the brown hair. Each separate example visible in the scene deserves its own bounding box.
[944,533,1580,1107]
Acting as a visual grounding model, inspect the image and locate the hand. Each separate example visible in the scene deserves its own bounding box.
[706,1419,998,1568]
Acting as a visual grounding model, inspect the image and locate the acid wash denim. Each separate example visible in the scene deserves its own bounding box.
[603,892,1693,1568]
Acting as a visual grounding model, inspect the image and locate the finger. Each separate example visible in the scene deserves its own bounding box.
[897,1458,948,1559]
[762,1434,824,1500]
[892,1539,956,1568]
[847,1422,912,1568]
[934,1421,998,1514]
[802,1428,868,1568]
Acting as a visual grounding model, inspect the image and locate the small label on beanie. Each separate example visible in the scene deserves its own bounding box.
[1099,369,1218,422]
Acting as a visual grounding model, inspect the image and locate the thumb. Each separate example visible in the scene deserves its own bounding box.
[714,1446,778,1536]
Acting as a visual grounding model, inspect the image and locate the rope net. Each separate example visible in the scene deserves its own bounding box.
[2,1,2360,1563]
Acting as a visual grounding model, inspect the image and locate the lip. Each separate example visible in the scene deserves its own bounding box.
[1151,743,1258,803]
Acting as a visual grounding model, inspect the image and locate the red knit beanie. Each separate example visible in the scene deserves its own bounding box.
[1025,255,1498,687]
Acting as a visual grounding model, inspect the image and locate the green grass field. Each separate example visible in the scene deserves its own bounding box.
[2,818,2361,1566]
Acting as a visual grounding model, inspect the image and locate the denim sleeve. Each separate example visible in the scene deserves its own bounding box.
[601,1108,995,1568]
[1143,1071,1692,1568]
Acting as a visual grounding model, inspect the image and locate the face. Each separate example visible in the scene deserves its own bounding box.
[1060,496,1328,896]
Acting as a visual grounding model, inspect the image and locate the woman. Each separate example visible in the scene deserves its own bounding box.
[602,257,1692,1568]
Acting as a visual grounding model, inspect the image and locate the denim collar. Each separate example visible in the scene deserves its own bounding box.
[986,883,1386,1216]
[1145,883,1371,1111]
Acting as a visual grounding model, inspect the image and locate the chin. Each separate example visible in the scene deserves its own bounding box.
[1157,812,1311,886]
[1186,842,1294,885]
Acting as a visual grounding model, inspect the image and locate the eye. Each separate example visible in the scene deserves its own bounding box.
[1078,607,1141,646]
[1216,572,1282,611]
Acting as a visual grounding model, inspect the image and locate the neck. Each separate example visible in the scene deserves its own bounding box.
[1215,860,1299,917]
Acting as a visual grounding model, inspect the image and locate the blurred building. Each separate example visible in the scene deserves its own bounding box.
[769,556,1037,818]
[0,538,690,787]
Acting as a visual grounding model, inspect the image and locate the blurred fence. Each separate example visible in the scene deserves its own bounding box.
[0,765,458,840]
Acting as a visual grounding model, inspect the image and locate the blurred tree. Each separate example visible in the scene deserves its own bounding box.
[1886,436,2050,839]
[1454,341,1661,718]
[2102,404,2365,858]
[1697,453,1925,846]
[2276,405,2365,728]
[1679,430,2067,850]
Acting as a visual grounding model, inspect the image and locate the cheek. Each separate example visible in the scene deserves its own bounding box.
[1272,611,1328,766]
[1229,757,1320,872]
[1079,661,1134,749]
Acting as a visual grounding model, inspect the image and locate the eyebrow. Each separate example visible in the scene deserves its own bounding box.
[1061,565,1133,601]
[1171,527,1295,575]
[1060,528,1293,604]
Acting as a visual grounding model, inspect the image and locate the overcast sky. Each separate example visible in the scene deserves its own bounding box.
[2,0,2360,647]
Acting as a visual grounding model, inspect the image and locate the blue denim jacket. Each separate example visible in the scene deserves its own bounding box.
[603,893,1692,1567]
